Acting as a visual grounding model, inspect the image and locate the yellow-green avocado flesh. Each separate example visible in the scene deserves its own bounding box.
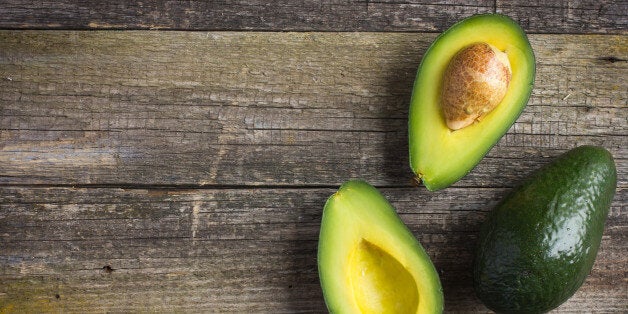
[317,180,443,313]
[409,14,535,191]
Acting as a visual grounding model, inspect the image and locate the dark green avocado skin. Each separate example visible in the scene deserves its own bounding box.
[473,146,617,314]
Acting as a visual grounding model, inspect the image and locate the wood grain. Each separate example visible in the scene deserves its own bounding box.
[1,0,627,312]
[0,31,626,312]
[0,186,625,312]
[1,31,626,188]
[0,1,626,34]
[497,0,628,34]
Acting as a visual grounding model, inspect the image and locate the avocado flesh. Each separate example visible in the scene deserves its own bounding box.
[409,14,535,191]
[318,180,443,313]
[474,146,617,313]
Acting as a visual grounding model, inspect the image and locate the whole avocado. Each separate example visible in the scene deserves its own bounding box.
[474,146,617,313]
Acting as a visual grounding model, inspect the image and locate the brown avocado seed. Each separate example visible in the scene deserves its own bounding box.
[441,42,512,130]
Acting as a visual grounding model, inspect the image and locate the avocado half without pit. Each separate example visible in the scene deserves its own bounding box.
[317,180,443,313]
[409,14,536,191]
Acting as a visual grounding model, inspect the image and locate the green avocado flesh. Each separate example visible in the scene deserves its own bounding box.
[474,146,617,313]
[409,14,535,191]
[318,180,443,314]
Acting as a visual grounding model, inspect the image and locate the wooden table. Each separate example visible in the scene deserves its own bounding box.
[1,1,626,312]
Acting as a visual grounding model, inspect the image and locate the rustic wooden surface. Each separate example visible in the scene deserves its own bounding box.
[1,2,627,313]
[1,32,625,187]
[0,187,625,312]
[1,1,626,33]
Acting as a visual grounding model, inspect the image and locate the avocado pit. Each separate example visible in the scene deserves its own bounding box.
[441,42,512,130]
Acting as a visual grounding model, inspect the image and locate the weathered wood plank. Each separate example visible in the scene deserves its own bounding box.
[0,187,625,312]
[0,1,626,33]
[0,0,492,31]
[1,31,626,188]
[497,0,628,34]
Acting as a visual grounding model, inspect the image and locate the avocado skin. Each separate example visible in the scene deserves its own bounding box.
[473,146,617,313]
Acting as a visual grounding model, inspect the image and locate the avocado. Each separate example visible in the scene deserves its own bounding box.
[408,14,535,191]
[473,146,617,313]
[318,180,443,313]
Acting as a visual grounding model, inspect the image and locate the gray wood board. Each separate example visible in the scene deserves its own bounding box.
[0,1,626,33]
[1,31,626,188]
[0,30,627,313]
[0,186,625,312]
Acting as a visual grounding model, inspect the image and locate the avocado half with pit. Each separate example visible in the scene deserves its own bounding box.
[318,180,443,313]
[409,14,535,191]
